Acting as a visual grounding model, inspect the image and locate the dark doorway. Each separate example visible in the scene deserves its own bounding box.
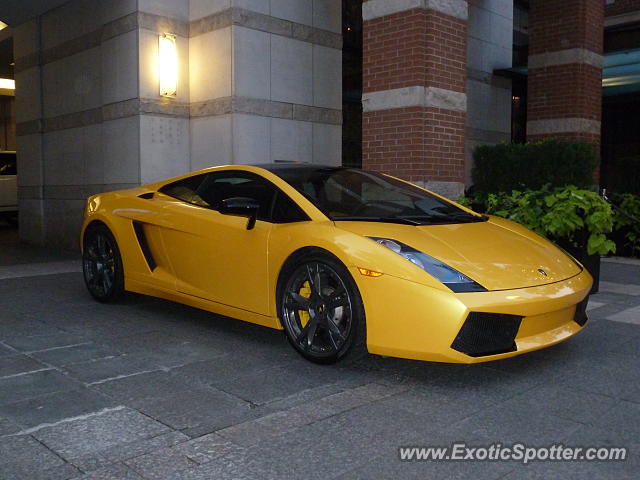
[601,92,640,191]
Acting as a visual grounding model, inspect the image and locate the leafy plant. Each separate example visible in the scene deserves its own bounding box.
[456,195,472,208]
[482,185,616,256]
[612,193,640,256]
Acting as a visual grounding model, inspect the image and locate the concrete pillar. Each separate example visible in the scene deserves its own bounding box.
[188,0,342,170]
[14,18,45,245]
[526,0,604,143]
[361,0,469,199]
[13,0,342,249]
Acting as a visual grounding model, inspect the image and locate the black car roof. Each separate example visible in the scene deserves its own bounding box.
[254,163,350,173]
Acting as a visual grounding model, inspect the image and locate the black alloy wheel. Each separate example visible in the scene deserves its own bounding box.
[279,253,366,364]
[82,224,124,302]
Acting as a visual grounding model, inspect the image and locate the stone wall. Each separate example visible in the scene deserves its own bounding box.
[13,0,342,249]
[14,0,143,248]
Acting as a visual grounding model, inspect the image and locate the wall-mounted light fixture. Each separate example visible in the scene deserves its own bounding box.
[0,20,8,31]
[0,78,15,90]
[159,33,177,98]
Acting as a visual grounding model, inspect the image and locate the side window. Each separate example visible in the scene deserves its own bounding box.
[160,170,309,224]
[199,171,277,221]
[271,191,309,223]
[159,174,210,207]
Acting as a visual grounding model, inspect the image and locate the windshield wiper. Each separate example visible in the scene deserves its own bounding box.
[399,212,488,223]
[447,212,489,222]
[334,212,488,226]
[333,216,425,225]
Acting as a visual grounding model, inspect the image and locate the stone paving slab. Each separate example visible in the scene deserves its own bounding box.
[71,463,144,480]
[0,248,639,479]
[0,261,80,280]
[606,305,640,324]
[61,353,162,385]
[586,300,604,311]
[0,354,48,377]
[31,407,171,468]
[0,388,118,430]
[0,369,84,406]
[599,281,640,296]
[128,386,251,431]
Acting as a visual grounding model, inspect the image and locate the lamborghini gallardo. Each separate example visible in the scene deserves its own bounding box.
[81,164,592,364]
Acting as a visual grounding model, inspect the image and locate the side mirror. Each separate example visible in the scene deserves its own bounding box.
[219,197,260,230]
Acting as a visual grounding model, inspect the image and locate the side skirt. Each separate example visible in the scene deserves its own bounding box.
[124,277,283,330]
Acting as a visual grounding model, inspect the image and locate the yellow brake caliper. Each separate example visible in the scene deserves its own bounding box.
[298,281,312,327]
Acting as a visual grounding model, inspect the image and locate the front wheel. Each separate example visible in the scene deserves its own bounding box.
[278,253,366,364]
[82,224,124,302]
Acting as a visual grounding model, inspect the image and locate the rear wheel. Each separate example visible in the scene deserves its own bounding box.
[278,252,366,364]
[82,224,124,302]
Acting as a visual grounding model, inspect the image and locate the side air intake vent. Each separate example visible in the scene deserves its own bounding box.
[132,221,157,271]
[451,312,522,357]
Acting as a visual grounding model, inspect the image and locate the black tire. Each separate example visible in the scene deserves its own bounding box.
[277,251,367,364]
[82,223,125,303]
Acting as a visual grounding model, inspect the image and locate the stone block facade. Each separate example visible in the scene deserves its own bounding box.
[13,0,342,248]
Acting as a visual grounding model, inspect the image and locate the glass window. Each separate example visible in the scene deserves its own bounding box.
[271,190,309,223]
[159,174,209,207]
[160,170,308,224]
[272,167,485,225]
[199,172,275,221]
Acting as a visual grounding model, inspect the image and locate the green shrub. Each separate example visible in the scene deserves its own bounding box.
[605,156,640,195]
[472,140,598,195]
[612,193,640,257]
[484,185,616,256]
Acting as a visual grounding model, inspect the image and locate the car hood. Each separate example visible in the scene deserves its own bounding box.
[335,217,582,291]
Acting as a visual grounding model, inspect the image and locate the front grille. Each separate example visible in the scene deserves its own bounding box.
[574,296,589,327]
[451,312,523,357]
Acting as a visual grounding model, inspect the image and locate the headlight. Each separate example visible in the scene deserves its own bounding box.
[370,237,487,292]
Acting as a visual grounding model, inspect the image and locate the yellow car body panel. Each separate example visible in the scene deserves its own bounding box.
[356,267,591,362]
[81,164,592,363]
[336,218,582,290]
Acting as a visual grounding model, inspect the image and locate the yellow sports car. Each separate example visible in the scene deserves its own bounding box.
[81,164,592,364]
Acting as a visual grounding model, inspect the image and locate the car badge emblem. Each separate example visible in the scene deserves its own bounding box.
[537,268,548,277]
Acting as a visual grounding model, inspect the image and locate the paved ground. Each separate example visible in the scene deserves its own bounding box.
[1,221,639,479]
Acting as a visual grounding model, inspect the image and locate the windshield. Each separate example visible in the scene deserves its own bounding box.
[273,167,485,225]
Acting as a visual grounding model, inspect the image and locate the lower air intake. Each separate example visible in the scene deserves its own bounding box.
[451,312,523,357]
[574,296,589,327]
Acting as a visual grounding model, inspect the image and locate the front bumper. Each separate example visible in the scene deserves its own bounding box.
[352,267,593,363]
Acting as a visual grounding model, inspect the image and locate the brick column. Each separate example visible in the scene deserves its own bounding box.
[361,0,468,198]
[605,0,640,17]
[526,0,604,143]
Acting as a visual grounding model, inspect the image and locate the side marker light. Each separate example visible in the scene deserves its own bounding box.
[358,268,383,277]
